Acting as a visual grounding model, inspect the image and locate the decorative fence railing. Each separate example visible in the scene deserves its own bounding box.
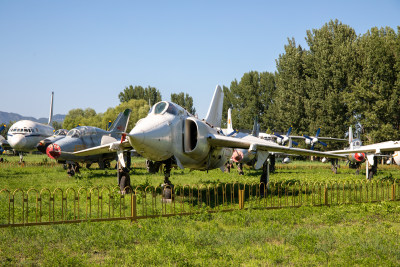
[1,180,399,227]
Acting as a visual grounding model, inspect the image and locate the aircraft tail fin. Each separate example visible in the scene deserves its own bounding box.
[48,92,54,125]
[251,116,259,137]
[227,108,233,133]
[205,85,224,128]
[109,109,132,133]
[349,126,353,144]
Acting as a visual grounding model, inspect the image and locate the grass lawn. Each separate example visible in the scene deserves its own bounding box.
[1,153,400,265]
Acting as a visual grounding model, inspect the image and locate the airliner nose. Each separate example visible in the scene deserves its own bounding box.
[8,135,27,150]
[46,144,61,159]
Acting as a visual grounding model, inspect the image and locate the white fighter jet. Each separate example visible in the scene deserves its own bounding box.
[326,126,400,179]
[73,85,346,191]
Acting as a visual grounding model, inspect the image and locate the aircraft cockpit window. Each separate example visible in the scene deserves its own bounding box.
[154,102,167,114]
[166,103,178,115]
[67,129,81,138]
[24,129,28,132]
[55,129,67,136]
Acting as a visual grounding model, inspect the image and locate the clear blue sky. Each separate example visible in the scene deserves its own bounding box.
[0,0,399,120]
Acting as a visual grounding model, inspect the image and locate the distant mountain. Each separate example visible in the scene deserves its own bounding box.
[0,111,65,124]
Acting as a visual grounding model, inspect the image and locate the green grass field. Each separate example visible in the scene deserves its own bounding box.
[1,154,400,265]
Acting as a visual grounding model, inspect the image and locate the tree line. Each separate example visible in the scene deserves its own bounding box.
[223,20,400,146]
[3,20,397,148]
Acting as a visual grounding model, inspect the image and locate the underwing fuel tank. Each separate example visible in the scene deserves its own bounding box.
[348,152,366,163]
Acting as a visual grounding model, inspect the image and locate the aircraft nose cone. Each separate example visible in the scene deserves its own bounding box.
[37,139,51,154]
[355,152,365,162]
[128,129,145,146]
[46,143,61,159]
[8,135,26,150]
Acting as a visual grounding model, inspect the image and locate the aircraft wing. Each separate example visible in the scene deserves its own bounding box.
[329,141,400,155]
[72,140,133,156]
[0,138,12,150]
[207,134,346,159]
[288,135,347,142]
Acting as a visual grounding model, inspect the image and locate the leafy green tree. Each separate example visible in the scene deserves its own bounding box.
[118,85,162,105]
[170,92,196,114]
[62,100,149,132]
[303,19,358,141]
[272,38,308,135]
[51,121,63,130]
[347,26,400,143]
[224,71,276,131]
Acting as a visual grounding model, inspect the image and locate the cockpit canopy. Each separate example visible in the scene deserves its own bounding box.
[66,126,98,138]
[54,129,68,136]
[149,101,187,116]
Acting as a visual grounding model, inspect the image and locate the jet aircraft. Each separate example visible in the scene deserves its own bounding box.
[327,126,400,179]
[7,92,55,162]
[36,129,68,154]
[264,127,347,149]
[72,85,346,192]
[46,109,132,176]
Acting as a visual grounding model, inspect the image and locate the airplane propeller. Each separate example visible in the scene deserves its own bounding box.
[303,128,327,150]
[274,126,298,146]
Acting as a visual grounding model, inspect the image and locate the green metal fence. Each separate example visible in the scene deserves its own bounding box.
[1,180,399,227]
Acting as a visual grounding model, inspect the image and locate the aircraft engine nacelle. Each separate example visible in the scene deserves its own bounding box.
[183,117,212,161]
[392,151,400,165]
[348,152,366,163]
[305,138,311,145]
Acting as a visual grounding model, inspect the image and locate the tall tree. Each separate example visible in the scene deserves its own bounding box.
[118,85,162,105]
[225,71,276,131]
[347,26,400,143]
[170,92,196,114]
[273,38,308,135]
[303,19,358,141]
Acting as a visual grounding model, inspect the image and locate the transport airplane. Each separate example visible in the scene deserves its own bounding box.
[7,92,55,161]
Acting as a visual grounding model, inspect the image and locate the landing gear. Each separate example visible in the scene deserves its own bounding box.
[161,158,174,201]
[18,152,25,164]
[236,162,244,175]
[349,162,361,175]
[146,160,162,173]
[67,163,80,176]
[118,167,131,193]
[330,159,339,174]
[224,161,233,173]
[367,156,378,180]
[269,154,276,174]
[117,152,132,193]
[260,159,270,197]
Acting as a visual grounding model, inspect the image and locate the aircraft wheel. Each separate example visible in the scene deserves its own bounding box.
[119,173,131,194]
[67,168,75,176]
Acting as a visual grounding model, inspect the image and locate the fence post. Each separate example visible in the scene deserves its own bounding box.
[131,194,137,222]
[238,189,245,209]
[391,183,396,201]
